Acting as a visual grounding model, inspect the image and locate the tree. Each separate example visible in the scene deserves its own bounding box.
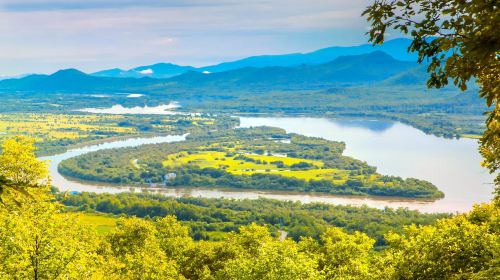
[216,224,323,280]
[154,216,194,273]
[103,217,183,279]
[0,201,100,279]
[0,136,49,206]
[314,228,375,279]
[382,203,499,279]
[363,0,500,196]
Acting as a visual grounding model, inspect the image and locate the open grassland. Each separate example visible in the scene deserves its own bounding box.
[164,151,323,169]
[0,113,135,141]
[0,113,238,155]
[163,149,392,188]
[76,213,118,234]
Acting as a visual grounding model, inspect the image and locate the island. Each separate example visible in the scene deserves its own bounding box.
[59,126,444,199]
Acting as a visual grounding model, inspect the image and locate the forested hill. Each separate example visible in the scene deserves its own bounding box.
[169,51,419,88]
[92,38,417,78]
[199,38,417,72]
[0,68,157,92]
[92,63,197,79]
[0,51,423,92]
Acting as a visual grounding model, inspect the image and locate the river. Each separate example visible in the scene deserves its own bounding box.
[42,117,494,214]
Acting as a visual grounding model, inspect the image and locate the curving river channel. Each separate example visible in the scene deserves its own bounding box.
[41,117,494,214]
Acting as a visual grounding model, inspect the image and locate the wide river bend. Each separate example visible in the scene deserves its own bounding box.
[42,117,494,214]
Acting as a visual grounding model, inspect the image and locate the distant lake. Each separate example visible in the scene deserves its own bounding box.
[77,102,181,114]
[42,117,494,214]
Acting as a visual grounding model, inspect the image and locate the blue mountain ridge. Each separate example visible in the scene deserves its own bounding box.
[0,50,426,92]
[91,38,417,79]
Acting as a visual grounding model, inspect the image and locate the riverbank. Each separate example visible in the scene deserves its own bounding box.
[57,126,445,199]
[40,117,494,213]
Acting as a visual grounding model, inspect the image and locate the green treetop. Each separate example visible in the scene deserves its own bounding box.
[363,0,500,197]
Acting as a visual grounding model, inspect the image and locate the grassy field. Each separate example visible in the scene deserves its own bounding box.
[77,213,118,234]
[163,150,386,187]
[0,113,236,155]
[0,113,134,141]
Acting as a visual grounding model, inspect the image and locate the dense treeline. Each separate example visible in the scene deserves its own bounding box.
[59,127,444,198]
[2,198,498,279]
[1,135,498,279]
[59,192,449,246]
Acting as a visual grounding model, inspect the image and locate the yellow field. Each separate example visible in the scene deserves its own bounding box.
[461,134,481,139]
[76,213,117,234]
[163,151,356,183]
[0,113,135,142]
[0,114,220,145]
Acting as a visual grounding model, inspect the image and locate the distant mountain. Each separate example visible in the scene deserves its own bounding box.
[90,38,416,79]
[381,65,429,85]
[0,69,156,92]
[92,68,126,77]
[0,73,33,81]
[92,63,196,79]
[170,51,418,88]
[199,38,417,73]
[0,51,424,92]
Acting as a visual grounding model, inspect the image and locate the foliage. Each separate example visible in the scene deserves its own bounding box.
[316,228,375,279]
[382,203,500,279]
[363,0,500,195]
[59,127,443,198]
[59,192,449,246]
[0,113,238,156]
[216,224,323,280]
[0,136,49,206]
[0,149,496,279]
[0,201,100,279]
[101,217,183,279]
[2,200,497,279]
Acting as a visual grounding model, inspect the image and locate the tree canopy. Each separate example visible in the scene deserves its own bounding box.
[0,136,498,279]
[0,137,49,207]
[363,0,500,197]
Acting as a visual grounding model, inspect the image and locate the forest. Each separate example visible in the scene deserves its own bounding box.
[0,137,498,279]
[0,0,498,278]
[58,126,444,199]
[59,192,450,246]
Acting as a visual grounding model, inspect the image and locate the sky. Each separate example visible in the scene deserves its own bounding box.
[0,0,394,76]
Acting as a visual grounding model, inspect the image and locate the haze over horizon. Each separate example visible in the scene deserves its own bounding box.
[0,0,406,76]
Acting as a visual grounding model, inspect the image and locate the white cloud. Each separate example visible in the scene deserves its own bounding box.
[126,93,144,98]
[156,37,176,45]
[138,68,153,75]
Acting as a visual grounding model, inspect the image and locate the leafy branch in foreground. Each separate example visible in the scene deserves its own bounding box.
[363,0,500,196]
[0,136,49,207]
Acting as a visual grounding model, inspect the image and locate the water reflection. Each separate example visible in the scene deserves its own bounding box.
[333,119,394,133]
[42,117,494,214]
[240,117,494,213]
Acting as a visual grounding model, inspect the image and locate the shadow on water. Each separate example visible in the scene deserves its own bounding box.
[333,119,394,133]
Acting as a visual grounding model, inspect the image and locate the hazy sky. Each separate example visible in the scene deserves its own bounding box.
[0,0,394,76]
